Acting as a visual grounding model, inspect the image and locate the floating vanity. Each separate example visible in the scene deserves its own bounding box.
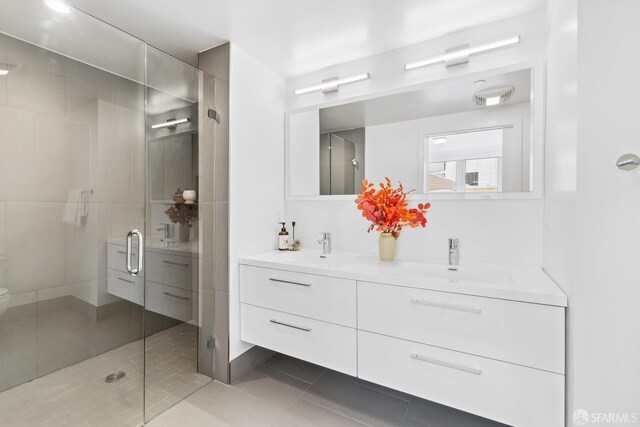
[239,250,566,426]
[107,238,198,322]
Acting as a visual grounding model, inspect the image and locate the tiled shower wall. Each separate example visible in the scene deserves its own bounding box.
[0,32,145,307]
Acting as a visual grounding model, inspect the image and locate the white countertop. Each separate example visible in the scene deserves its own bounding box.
[239,250,567,307]
[108,237,198,257]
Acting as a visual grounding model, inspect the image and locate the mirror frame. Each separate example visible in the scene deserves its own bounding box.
[285,61,545,201]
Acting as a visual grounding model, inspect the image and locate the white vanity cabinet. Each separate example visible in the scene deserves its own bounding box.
[239,252,567,427]
[107,239,198,322]
[240,265,357,375]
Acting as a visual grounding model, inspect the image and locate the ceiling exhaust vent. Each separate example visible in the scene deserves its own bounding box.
[473,86,515,106]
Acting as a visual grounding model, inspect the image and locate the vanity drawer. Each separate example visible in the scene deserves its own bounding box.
[358,331,564,427]
[241,303,357,376]
[358,281,565,373]
[146,252,195,290]
[108,244,142,276]
[146,281,195,322]
[107,269,144,305]
[240,265,356,327]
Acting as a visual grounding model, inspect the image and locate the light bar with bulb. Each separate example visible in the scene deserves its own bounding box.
[294,73,370,95]
[405,36,520,71]
[151,118,190,129]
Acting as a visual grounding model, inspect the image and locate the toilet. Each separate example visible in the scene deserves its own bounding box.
[0,288,9,317]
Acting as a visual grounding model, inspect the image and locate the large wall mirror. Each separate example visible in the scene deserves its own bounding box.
[287,65,543,200]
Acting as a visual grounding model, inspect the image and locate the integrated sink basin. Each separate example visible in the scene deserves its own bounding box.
[240,250,567,307]
[393,261,513,286]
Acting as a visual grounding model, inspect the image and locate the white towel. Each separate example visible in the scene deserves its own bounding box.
[62,189,89,226]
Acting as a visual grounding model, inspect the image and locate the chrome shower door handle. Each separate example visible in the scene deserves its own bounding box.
[126,229,144,276]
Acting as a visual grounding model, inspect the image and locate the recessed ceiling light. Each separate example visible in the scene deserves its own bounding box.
[431,137,448,145]
[45,0,71,14]
[0,70,8,76]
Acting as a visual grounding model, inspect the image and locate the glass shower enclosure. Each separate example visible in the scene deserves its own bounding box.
[0,1,216,425]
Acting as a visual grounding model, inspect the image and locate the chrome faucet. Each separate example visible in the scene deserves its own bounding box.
[157,223,172,241]
[318,232,331,255]
[448,238,459,271]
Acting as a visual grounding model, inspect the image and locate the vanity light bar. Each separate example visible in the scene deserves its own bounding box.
[404,36,520,70]
[151,118,190,129]
[294,73,370,95]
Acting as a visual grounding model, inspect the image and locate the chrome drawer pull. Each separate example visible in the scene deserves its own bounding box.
[269,319,312,332]
[269,278,311,287]
[117,277,135,284]
[162,261,190,267]
[411,353,482,375]
[163,292,190,301]
[410,298,481,314]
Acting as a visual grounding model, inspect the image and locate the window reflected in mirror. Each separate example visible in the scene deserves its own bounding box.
[426,127,510,193]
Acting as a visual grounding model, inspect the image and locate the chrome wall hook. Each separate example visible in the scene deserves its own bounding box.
[616,154,640,171]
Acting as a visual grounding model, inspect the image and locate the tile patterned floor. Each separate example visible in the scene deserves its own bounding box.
[0,323,210,427]
[147,353,507,427]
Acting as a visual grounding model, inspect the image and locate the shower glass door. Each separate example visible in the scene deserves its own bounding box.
[0,2,213,426]
[0,2,147,425]
[143,46,212,422]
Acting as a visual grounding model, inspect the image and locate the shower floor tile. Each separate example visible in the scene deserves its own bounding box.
[0,322,210,427]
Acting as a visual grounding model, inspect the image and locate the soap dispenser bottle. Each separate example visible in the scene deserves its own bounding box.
[278,222,289,251]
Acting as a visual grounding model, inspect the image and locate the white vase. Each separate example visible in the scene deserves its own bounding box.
[378,232,396,261]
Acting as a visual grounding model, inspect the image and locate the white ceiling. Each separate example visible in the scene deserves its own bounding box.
[319,69,531,132]
[63,0,545,77]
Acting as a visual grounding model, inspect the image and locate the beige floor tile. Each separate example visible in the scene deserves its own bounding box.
[0,323,209,427]
[230,365,311,411]
[146,381,283,427]
[263,353,325,384]
[301,370,414,427]
[274,399,368,427]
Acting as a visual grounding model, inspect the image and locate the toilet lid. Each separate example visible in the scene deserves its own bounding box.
[0,288,7,297]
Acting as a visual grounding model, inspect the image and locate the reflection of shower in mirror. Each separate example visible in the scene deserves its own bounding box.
[319,129,365,195]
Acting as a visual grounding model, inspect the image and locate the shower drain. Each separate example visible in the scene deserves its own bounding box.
[105,371,126,383]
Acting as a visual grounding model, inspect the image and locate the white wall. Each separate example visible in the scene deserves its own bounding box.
[573,0,640,418]
[229,44,285,360]
[284,12,545,267]
[545,0,640,422]
[287,12,545,110]
[287,198,542,265]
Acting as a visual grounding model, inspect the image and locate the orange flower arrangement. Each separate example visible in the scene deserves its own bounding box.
[355,178,430,239]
